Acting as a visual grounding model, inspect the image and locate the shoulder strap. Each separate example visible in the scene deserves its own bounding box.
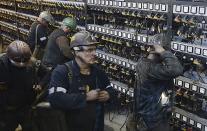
[35,24,40,46]
[64,62,73,86]
[0,55,10,72]
[92,65,100,90]
[32,24,41,58]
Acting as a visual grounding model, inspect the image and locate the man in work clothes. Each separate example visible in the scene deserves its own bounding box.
[27,11,55,60]
[48,31,115,131]
[126,44,183,131]
[42,17,77,68]
[0,40,38,131]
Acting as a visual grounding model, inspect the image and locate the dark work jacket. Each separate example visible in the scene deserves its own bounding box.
[48,60,115,131]
[135,51,183,128]
[0,55,36,109]
[42,29,68,67]
[27,21,48,52]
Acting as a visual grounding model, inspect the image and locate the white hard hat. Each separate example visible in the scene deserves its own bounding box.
[39,11,55,25]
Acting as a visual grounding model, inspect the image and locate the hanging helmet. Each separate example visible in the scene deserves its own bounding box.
[7,40,32,67]
[39,11,55,25]
[62,17,77,31]
[70,31,99,49]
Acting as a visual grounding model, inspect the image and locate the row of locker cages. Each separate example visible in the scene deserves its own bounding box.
[1,0,207,60]
[1,23,207,131]
[1,0,207,130]
[0,0,85,24]
[85,1,207,130]
[2,0,207,16]
[1,6,207,61]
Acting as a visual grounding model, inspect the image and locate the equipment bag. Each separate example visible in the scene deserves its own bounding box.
[30,63,73,131]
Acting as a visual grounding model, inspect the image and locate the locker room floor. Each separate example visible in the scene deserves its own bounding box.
[104,112,127,131]
[14,112,127,131]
